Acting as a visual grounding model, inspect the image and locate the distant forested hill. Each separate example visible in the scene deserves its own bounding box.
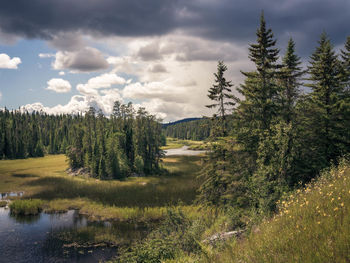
[162,118,210,140]
[162,116,235,140]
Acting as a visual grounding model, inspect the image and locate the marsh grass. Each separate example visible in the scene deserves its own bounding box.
[161,137,207,150]
[56,221,150,247]
[0,154,203,221]
[10,199,43,215]
[206,158,350,263]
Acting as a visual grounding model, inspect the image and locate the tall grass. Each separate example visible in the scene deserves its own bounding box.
[0,154,203,221]
[10,199,43,215]
[207,157,350,263]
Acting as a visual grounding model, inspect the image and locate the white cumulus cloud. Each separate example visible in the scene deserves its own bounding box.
[46,78,72,93]
[0,53,21,69]
[76,73,126,96]
[21,91,123,116]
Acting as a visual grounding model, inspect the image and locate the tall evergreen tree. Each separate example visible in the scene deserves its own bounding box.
[206,61,235,136]
[306,32,343,163]
[340,36,350,88]
[280,38,304,123]
[235,12,281,154]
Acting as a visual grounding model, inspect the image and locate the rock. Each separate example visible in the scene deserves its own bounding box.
[203,230,245,245]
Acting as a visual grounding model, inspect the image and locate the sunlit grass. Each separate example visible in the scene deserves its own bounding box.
[206,158,350,263]
[0,154,203,222]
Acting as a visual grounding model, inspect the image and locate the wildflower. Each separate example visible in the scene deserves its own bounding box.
[331,198,334,202]
[334,207,339,211]
[341,203,344,207]
[317,221,321,224]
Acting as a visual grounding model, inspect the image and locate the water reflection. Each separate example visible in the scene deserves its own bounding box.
[0,208,148,262]
[0,191,24,200]
[9,212,41,224]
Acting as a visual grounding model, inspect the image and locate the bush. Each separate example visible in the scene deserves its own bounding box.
[115,207,203,263]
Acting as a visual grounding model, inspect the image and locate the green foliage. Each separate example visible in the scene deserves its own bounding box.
[197,13,350,220]
[206,61,235,137]
[134,155,144,175]
[0,101,163,178]
[163,119,212,141]
[209,158,350,263]
[116,207,203,263]
[9,199,43,215]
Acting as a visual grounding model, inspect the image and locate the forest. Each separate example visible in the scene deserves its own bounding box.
[197,14,350,215]
[0,102,164,179]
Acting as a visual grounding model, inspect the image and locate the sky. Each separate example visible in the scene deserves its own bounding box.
[0,0,349,122]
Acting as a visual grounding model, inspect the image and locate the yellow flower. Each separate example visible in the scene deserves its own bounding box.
[334,207,339,211]
[341,203,344,207]
[317,221,321,224]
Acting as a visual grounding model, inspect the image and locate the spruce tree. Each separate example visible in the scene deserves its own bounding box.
[306,32,343,163]
[280,38,304,123]
[206,61,235,136]
[341,36,350,87]
[235,12,281,153]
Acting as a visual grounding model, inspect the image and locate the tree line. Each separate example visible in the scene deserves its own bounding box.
[0,102,164,179]
[163,118,212,141]
[198,13,350,215]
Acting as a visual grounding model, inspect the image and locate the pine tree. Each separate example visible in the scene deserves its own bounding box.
[206,61,235,136]
[306,32,343,163]
[341,36,350,88]
[280,38,304,123]
[235,12,281,153]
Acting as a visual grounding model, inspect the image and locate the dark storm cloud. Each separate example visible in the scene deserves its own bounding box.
[0,0,179,39]
[0,0,349,55]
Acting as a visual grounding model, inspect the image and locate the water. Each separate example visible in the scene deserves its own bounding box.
[0,208,148,263]
[164,146,207,156]
[0,192,24,199]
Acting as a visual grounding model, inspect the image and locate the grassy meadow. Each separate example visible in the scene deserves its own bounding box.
[200,158,350,263]
[0,152,205,222]
[161,137,210,150]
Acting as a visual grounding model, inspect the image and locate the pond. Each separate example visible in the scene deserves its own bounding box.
[0,208,148,263]
[164,146,207,156]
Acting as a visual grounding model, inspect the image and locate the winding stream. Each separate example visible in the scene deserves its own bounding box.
[164,146,207,156]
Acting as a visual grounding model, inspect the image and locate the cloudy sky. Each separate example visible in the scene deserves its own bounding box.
[0,0,349,122]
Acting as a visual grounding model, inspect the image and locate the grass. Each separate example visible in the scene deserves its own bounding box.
[9,199,43,215]
[0,154,203,221]
[0,200,7,207]
[204,158,350,263]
